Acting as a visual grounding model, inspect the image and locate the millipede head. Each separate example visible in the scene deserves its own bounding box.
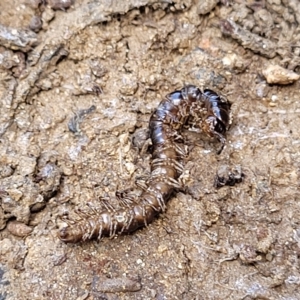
[58,226,83,243]
[182,84,202,102]
[201,116,227,154]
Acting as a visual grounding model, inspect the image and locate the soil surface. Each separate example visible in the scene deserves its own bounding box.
[0,1,300,299]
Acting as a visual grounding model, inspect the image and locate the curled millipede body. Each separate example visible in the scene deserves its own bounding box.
[59,85,231,243]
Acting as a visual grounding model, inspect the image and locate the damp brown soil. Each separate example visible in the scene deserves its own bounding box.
[0,1,300,299]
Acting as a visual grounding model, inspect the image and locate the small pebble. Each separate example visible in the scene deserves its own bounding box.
[196,0,218,15]
[29,16,43,32]
[48,0,72,10]
[271,95,278,102]
[262,64,300,85]
[7,220,33,237]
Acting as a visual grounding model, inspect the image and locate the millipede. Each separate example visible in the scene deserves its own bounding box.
[58,84,231,243]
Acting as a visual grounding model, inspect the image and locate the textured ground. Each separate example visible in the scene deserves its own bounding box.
[0,0,300,299]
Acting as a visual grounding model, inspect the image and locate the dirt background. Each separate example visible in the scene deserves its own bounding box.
[0,0,300,299]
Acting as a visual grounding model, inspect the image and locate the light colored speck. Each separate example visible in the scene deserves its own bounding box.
[271,95,278,101]
[269,102,277,107]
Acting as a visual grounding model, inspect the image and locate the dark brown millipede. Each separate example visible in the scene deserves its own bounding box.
[59,85,231,243]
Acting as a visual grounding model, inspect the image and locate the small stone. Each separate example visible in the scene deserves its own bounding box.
[256,82,269,98]
[196,0,218,15]
[256,227,273,253]
[119,74,138,96]
[158,245,168,253]
[125,162,135,175]
[271,95,278,101]
[0,238,13,255]
[41,7,55,25]
[47,0,72,10]
[7,220,33,237]
[29,16,43,32]
[222,53,237,67]
[262,64,300,85]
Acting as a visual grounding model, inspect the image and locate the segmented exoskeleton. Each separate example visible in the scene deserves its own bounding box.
[59,85,231,243]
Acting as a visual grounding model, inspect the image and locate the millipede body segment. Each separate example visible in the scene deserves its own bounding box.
[59,85,231,243]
